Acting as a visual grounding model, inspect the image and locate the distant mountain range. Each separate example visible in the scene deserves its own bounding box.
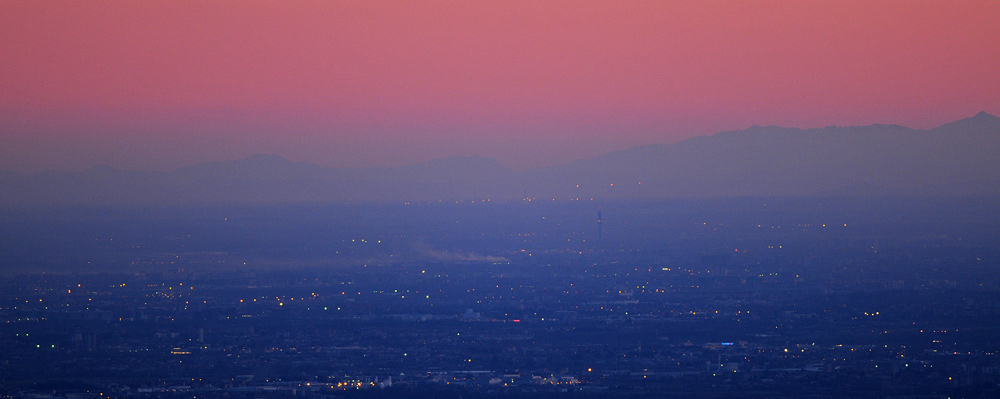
[2,112,999,206]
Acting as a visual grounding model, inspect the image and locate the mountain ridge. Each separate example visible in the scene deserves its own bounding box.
[2,112,998,205]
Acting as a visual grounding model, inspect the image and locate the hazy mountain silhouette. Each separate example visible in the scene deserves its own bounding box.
[523,112,1000,199]
[1,112,998,206]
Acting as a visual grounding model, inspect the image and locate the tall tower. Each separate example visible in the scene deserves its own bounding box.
[597,209,603,243]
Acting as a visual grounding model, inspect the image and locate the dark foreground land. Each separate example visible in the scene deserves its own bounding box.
[2,198,1000,398]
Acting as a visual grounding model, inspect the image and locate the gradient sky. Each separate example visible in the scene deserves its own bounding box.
[2,1,999,172]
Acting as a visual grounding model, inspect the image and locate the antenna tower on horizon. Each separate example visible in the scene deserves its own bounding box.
[597,208,603,243]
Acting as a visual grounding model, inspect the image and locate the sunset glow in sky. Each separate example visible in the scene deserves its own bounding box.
[2,1,999,172]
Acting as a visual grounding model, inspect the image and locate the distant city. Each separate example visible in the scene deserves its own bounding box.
[3,198,999,398]
[4,1,1000,398]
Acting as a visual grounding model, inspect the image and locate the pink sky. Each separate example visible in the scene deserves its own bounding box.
[2,1,999,172]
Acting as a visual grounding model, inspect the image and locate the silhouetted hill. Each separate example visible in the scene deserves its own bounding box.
[1,112,998,206]
[522,113,999,199]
